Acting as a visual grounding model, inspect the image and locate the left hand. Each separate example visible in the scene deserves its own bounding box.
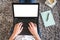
[13,22,23,37]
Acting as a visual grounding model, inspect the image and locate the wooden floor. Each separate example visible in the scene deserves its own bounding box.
[0,0,60,40]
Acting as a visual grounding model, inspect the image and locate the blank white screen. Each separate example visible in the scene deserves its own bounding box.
[13,4,38,17]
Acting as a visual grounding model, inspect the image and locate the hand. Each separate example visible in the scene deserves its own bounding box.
[28,22,41,40]
[13,22,23,37]
[9,22,23,40]
[28,22,38,36]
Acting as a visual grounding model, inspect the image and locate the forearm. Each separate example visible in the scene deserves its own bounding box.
[9,22,23,40]
[9,33,17,40]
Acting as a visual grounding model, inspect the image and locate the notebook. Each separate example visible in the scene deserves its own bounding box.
[41,10,55,27]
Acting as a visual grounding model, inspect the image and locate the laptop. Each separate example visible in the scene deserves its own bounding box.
[12,3,39,35]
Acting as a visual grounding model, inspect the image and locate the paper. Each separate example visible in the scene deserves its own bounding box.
[15,35,35,40]
[45,0,57,8]
[41,10,55,27]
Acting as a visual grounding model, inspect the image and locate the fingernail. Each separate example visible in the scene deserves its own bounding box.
[30,22,32,23]
[29,22,31,24]
[19,22,23,24]
[21,22,23,24]
[28,27,29,28]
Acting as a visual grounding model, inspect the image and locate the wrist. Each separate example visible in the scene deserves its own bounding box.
[33,33,38,37]
[12,32,18,38]
[33,34,39,38]
[33,34,41,40]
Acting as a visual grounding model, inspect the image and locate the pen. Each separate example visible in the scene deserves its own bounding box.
[46,13,49,21]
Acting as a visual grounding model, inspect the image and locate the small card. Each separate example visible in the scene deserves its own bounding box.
[45,0,57,8]
[41,10,55,27]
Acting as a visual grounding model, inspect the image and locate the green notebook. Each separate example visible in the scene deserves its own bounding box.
[41,10,55,27]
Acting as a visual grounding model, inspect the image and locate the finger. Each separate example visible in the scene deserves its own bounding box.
[28,27,31,33]
[30,22,34,28]
[15,23,19,27]
[34,23,37,27]
[29,23,32,29]
[28,27,33,34]
[28,23,31,27]
[28,27,30,30]
[19,22,23,26]
[14,23,20,28]
[19,22,23,28]
[15,22,21,27]
[20,27,23,32]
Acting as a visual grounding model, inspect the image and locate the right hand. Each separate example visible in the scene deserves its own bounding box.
[28,22,41,40]
[28,22,38,36]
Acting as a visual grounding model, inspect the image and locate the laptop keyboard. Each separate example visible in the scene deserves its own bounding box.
[13,17,38,35]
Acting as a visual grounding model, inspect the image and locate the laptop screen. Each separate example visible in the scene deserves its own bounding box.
[13,4,38,17]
